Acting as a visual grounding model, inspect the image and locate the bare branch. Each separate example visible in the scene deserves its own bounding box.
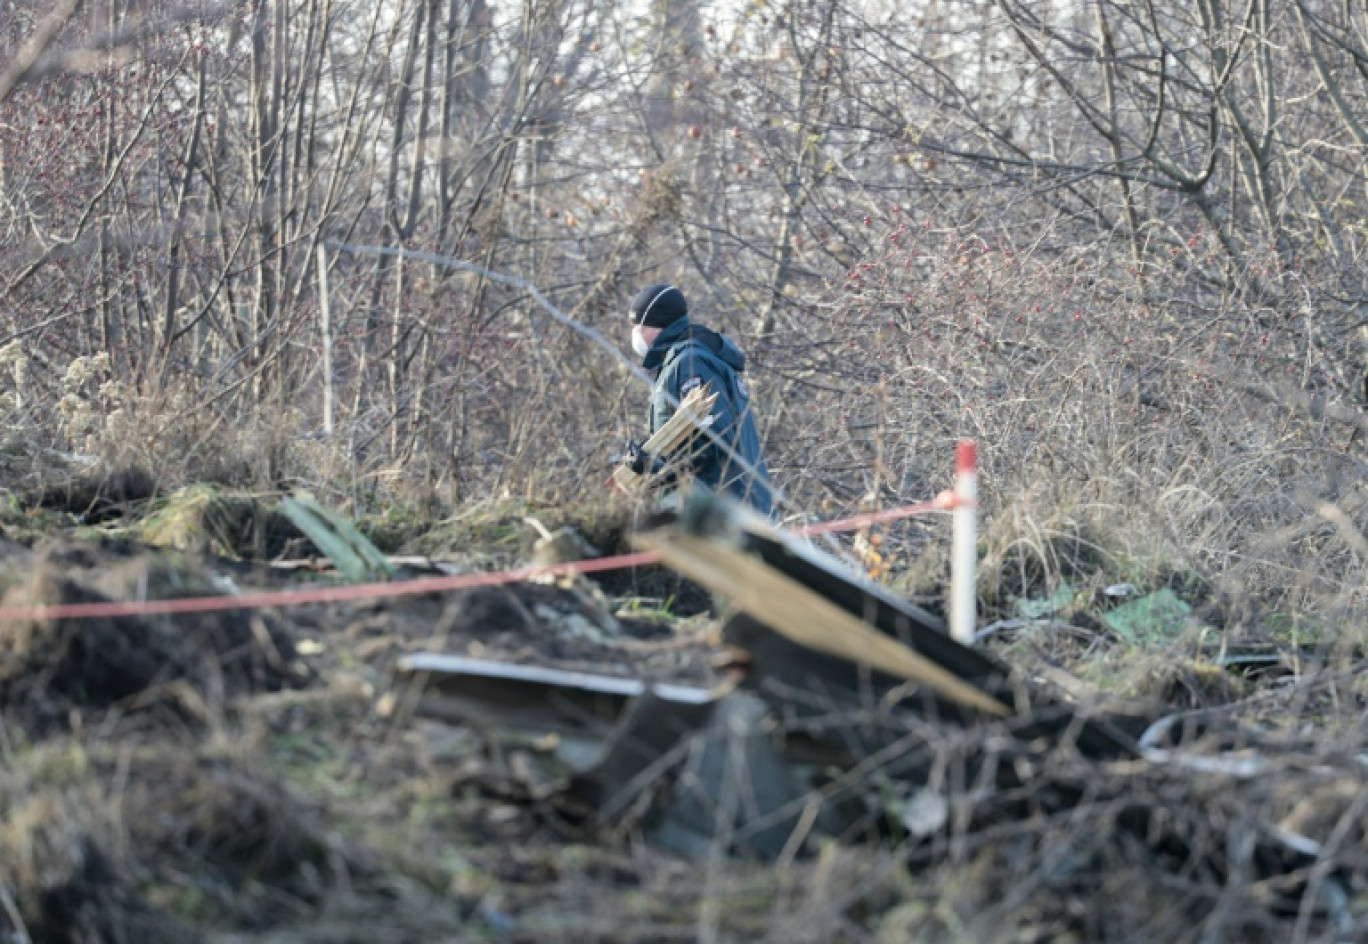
[0,0,80,104]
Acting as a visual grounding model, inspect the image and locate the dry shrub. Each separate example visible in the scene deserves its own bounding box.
[121,752,332,892]
[94,390,300,490]
[766,219,1368,639]
[38,379,353,498]
[7,379,364,536]
[20,467,159,525]
[879,840,1246,944]
[0,756,190,944]
[978,504,1114,611]
[1118,656,1252,710]
[839,717,1368,943]
[0,820,188,944]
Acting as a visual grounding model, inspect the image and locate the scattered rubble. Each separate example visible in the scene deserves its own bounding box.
[394,490,1367,935]
[3,492,1368,941]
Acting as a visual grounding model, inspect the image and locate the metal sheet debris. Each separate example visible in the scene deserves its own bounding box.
[392,654,722,815]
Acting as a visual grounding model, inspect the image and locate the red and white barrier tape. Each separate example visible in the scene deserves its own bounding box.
[0,445,979,625]
[0,551,665,623]
[795,490,966,536]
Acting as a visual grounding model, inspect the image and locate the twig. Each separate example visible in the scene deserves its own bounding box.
[1313,500,1368,561]
[20,3,237,84]
[1187,358,1368,436]
[0,0,81,104]
[0,884,31,944]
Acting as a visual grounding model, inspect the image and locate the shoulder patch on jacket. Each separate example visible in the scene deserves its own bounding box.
[679,376,703,397]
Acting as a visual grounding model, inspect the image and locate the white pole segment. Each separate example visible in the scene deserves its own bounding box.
[950,440,978,645]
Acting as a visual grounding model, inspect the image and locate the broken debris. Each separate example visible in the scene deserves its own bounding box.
[391,489,1334,914]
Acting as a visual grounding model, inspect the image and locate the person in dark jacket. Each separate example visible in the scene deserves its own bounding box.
[625,283,774,515]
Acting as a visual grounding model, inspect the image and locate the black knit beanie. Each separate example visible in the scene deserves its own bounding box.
[629,284,688,328]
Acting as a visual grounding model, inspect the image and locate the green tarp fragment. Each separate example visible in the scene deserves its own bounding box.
[280,492,395,582]
[1102,588,1192,643]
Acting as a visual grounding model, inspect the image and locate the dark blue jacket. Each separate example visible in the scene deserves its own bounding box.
[642,318,774,515]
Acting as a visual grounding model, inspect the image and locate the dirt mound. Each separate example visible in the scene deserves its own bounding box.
[22,466,159,525]
[0,540,308,730]
[0,572,194,709]
[135,484,309,560]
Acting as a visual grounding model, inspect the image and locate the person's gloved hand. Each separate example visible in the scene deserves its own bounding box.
[626,439,652,476]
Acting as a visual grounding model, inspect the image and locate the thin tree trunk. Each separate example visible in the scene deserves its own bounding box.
[158,53,207,383]
[316,243,335,435]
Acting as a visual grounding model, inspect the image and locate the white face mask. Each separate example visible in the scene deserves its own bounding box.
[631,326,652,357]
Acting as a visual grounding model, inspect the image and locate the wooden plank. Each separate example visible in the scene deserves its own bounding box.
[613,385,718,492]
[634,491,1143,760]
[633,529,1011,717]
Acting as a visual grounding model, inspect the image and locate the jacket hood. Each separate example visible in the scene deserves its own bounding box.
[713,331,746,372]
[642,319,745,372]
